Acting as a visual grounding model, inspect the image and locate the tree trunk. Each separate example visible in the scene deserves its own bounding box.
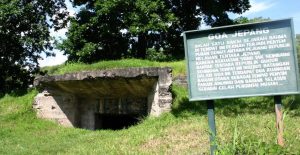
[137,33,147,58]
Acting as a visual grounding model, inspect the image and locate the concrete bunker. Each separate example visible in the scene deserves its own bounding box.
[33,67,172,130]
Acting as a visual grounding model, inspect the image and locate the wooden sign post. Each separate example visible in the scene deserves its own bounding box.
[274,95,284,146]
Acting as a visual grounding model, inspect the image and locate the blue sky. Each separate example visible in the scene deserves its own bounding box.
[230,0,300,34]
[38,0,300,67]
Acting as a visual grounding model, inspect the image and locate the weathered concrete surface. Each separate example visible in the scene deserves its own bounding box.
[33,90,78,127]
[173,75,188,88]
[33,67,172,129]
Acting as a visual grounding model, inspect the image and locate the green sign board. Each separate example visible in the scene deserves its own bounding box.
[183,19,300,101]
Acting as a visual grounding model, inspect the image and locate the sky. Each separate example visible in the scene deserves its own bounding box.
[38,0,300,67]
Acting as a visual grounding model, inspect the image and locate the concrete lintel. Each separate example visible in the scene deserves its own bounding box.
[34,67,172,86]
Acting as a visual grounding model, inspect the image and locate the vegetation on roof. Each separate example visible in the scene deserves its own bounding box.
[42,59,186,76]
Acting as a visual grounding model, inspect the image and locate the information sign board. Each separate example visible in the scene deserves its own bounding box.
[184,19,300,101]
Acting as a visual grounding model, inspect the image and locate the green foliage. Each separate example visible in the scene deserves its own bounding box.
[216,120,291,155]
[60,0,250,62]
[145,48,171,61]
[296,34,300,60]
[234,16,271,24]
[0,0,68,95]
[296,34,300,44]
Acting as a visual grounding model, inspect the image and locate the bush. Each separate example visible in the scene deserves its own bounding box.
[145,48,171,61]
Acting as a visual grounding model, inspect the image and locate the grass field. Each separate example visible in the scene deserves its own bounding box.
[1,60,300,154]
[1,87,300,154]
[42,59,186,76]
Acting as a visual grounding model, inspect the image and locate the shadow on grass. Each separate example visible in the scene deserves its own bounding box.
[284,95,300,116]
[0,89,30,99]
[214,97,275,117]
[171,96,207,117]
[171,85,300,117]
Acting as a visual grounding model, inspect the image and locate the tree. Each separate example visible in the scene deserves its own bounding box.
[296,34,300,60]
[60,0,251,63]
[59,0,177,62]
[0,0,68,95]
[233,16,270,24]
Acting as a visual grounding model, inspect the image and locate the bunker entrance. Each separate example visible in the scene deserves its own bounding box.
[92,97,148,130]
[94,114,141,130]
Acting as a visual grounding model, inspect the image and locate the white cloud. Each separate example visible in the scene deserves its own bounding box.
[243,0,276,16]
[38,50,68,67]
[50,27,68,39]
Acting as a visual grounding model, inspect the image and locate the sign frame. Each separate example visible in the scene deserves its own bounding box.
[183,18,300,101]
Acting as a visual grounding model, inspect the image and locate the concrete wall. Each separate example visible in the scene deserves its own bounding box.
[33,67,172,129]
[33,89,78,127]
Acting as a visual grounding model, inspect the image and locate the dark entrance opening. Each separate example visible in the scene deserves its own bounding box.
[95,113,141,130]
